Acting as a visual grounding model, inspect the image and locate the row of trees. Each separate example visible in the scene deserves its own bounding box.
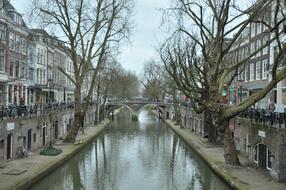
[31,0,286,167]
[166,0,286,166]
[30,0,135,142]
[142,0,286,166]
[94,59,139,123]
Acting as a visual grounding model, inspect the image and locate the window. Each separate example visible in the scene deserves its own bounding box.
[256,61,261,80]
[262,59,268,79]
[9,33,15,50]
[37,68,40,84]
[33,133,36,143]
[15,60,19,78]
[0,49,4,71]
[250,63,255,81]
[263,36,268,55]
[37,51,40,64]
[40,70,42,84]
[21,62,25,78]
[43,70,46,84]
[40,49,44,65]
[43,51,46,65]
[241,66,245,81]
[0,24,6,43]
[15,35,20,52]
[257,23,261,34]
[256,40,261,57]
[245,64,249,81]
[14,85,17,102]
[18,86,22,100]
[251,23,256,37]
[8,85,12,103]
[251,42,255,54]
[21,39,26,54]
[9,59,14,77]
[29,68,34,81]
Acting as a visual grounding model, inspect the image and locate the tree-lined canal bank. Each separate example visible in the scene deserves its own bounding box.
[30,110,231,190]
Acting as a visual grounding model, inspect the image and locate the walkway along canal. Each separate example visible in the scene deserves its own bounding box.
[30,109,232,190]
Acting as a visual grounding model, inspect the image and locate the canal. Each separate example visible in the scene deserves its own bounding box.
[30,110,232,190]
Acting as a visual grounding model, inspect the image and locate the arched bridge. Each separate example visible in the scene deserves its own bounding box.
[106,100,172,115]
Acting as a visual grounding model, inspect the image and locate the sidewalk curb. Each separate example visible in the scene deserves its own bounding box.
[13,119,111,190]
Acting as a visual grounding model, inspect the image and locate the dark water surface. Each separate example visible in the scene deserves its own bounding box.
[30,110,231,190]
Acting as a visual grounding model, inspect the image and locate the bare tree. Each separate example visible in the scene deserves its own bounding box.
[94,57,121,124]
[31,0,134,142]
[0,0,11,10]
[160,0,286,165]
[142,59,167,101]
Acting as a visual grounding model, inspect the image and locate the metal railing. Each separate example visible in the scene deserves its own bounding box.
[239,107,286,127]
[0,102,76,120]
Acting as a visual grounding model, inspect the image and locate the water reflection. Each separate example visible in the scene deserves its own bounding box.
[30,109,231,190]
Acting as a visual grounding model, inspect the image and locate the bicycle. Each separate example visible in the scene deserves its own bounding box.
[16,147,27,158]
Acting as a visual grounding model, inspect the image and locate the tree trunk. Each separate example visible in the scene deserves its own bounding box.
[65,85,83,143]
[204,108,240,166]
[223,121,240,166]
[205,109,217,143]
[65,111,84,143]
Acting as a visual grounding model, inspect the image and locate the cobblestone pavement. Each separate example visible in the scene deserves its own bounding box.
[0,120,110,190]
[165,119,286,190]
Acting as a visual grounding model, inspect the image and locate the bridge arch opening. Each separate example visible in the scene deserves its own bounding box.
[137,104,164,114]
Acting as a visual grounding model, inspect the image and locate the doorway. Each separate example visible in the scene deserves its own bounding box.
[0,140,4,160]
[42,127,46,146]
[7,134,13,159]
[27,129,32,150]
[54,121,58,140]
[258,144,267,169]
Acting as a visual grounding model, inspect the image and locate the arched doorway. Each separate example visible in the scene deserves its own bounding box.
[254,143,272,170]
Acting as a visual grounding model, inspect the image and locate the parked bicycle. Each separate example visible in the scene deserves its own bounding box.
[16,147,27,158]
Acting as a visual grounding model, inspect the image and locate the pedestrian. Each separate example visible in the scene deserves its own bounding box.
[269,102,276,113]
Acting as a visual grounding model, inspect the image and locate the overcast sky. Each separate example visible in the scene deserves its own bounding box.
[11,0,169,75]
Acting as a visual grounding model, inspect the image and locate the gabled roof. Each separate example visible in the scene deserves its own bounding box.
[2,0,28,28]
[31,29,50,36]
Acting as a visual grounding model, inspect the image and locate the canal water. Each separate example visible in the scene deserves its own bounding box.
[30,110,231,190]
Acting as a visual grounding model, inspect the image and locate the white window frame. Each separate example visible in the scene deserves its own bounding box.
[257,23,261,34]
[262,59,268,79]
[256,40,261,57]
[263,36,268,55]
[256,61,261,80]
[251,42,255,54]
[250,63,255,81]
[251,23,256,37]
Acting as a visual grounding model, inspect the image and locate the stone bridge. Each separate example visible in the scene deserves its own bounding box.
[105,100,172,115]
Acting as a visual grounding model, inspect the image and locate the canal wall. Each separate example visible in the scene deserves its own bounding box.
[0,108,123,190]
[152,109,286,190]
[151,110,241,190]
[3,120,110,190]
